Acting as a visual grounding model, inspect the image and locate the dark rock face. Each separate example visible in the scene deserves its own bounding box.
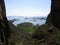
[0,0,10,45]
[51,0,60,28]
[47,0,60,28]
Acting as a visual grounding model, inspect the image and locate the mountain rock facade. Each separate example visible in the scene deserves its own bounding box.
[0,0,10,45]
[47,0,60,28]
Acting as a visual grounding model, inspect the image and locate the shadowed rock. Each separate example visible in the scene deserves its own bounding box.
[47,0,60,28]
[0,0,10,45]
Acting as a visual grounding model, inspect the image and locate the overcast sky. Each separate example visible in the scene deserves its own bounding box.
[5,0,51,17]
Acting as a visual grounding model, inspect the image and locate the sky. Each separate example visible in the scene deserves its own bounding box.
[5,0,51,17]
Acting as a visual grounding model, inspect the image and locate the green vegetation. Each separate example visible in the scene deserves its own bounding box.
[17,22,34,34]
[8,22,60,45]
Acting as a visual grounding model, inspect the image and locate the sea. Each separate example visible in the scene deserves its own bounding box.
[7,16,47,26]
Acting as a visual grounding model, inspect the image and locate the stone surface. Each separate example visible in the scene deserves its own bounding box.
[0,0,10,45]
[47,0,60,28]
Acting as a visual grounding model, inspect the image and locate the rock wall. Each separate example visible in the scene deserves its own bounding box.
[0,0,10,45]
[47,0,60,28]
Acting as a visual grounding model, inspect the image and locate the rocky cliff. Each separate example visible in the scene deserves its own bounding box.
[0,0,10,45]
[47,0,60,28]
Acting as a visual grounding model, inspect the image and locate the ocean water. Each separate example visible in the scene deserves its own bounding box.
[7,16,47,26]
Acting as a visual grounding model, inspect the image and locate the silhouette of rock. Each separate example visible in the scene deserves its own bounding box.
[0,0,10,45]
[47,0,60,28]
